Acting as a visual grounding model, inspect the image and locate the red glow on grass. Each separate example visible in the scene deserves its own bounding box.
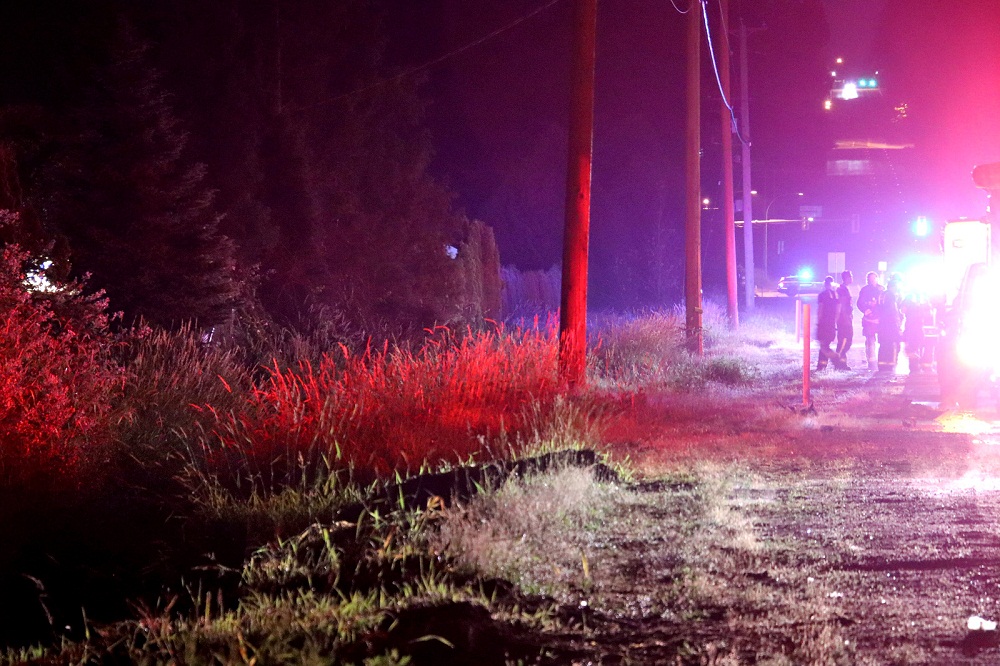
[203,324,562,481]
[0,243,118,489]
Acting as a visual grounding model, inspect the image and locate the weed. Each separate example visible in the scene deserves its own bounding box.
[430,466,618,600]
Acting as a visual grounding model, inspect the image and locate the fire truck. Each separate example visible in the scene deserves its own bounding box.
[936,162,1000,406]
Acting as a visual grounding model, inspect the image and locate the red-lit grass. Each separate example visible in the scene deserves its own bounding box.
[199,324,564,486]
[0,243,120,490]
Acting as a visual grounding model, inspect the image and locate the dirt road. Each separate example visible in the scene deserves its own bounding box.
[566,340,1000,664]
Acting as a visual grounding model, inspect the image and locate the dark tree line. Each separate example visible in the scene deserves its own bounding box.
[0,0,499,333]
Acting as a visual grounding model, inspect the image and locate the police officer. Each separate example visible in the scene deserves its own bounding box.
[816,276,839,371]
[856,271,884,370]
[876,275,904,373]
[835,270,854,370]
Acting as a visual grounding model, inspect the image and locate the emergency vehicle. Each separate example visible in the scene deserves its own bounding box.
[936,162,1000,406]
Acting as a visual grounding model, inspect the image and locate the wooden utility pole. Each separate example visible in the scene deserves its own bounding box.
[685,0,703,355]
[716,0,738,329]
[739,19,756,310]
[558,0,598,387]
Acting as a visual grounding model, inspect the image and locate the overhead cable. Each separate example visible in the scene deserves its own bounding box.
[700,0,750,146]
[296,0,562,111]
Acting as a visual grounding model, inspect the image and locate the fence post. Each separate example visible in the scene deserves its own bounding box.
[802,303,811,406]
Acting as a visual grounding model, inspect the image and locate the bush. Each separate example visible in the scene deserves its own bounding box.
[0,231,121,489]
[0,221,127,648]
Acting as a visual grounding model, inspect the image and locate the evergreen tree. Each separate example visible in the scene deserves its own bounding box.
[147,0,468,332]
[455,219,502,322]
[40,22,242,328]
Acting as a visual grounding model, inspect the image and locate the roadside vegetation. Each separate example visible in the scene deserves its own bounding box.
[1,234,797,663]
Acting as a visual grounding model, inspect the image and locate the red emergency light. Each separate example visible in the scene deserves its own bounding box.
[972,162,1000,190]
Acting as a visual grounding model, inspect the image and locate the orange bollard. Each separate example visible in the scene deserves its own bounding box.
[802,303,811,406]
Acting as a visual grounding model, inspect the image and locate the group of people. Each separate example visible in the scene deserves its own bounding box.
[815,270,855,370]
[815,270,933,373]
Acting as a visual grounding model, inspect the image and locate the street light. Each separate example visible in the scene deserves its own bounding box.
[761,192,804,280]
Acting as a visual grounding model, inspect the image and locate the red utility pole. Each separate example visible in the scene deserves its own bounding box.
[558,0,598,387]
[716,0,738,329]
[685,0,703,355]
[802,303,811,405]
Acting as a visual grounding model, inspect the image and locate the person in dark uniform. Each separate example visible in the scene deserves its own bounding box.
[835,270,854,369]
[816,276,839,371]
[876,275,904,373]
[856,271,884,371]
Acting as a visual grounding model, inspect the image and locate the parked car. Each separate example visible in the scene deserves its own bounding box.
[777,275,824,296]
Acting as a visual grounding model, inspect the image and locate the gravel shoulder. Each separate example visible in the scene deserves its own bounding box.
[569,339,1000,664]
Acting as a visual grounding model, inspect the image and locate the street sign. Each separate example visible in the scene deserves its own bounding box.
[800,205,822,220]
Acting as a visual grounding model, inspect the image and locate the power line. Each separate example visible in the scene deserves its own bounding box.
[716,0,733,58]
[294,0,563,111]
[700,0,750,146]
[669,0,693,14]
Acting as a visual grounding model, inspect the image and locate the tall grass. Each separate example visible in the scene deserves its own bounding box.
[589,302,762,390]
[192,324,564,490]
[0,277,783,654]
[112,325,251,466]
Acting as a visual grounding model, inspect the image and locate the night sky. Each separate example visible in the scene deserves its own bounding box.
[2,0,999,311]
[392,0,999,302]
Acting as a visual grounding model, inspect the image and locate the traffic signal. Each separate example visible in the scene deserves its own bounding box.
[912,216,930,237]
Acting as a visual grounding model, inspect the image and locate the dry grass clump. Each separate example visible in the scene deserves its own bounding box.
[590,303,768,391]
[590,309,686,387]
[506,395,607,459]
[113,325,252,469]
[709,314,801,382]
[430,466,618,597]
